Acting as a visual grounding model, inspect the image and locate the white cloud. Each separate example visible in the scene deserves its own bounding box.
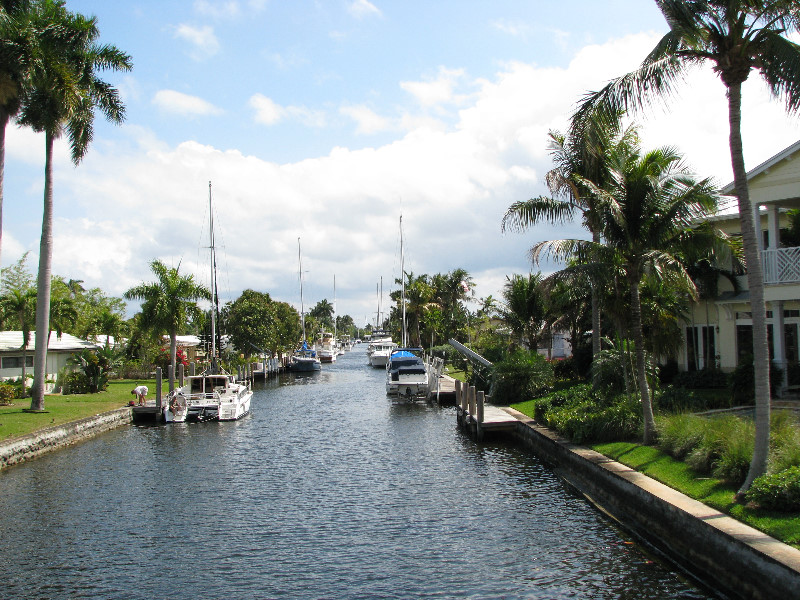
[249,94,326,128]
[153,90,224,117]
[400,67,469,109]
[14,31,800,321]
[347,0,382,19]
[174,24,220,59]
[194,0,241,19]
[340,104,391,135]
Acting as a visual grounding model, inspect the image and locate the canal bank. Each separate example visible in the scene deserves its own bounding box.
[0,406,133,469]
[498,406,800,600]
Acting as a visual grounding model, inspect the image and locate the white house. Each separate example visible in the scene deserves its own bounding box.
[0,331,100,383]
[678,139,800,393]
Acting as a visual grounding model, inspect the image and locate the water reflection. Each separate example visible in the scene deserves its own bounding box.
[0,347,714,599]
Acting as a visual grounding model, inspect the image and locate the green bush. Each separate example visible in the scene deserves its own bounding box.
[62,372,91,395]
[730,356,783,405]
[672,368,729,389]
[489,350,554,405]
[769,412,800,474]
[679,415,753,483]
[544,395,641,444]
[0,383,16,404]
[656,413,707,460]
[655,386,733,413]
[746,466,800,512]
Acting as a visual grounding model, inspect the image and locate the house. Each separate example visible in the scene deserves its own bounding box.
[0,331,100,384]
[678,140,800,393]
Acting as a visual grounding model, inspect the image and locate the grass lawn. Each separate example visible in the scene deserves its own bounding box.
[0,379,155,442]
[511,397,800,549]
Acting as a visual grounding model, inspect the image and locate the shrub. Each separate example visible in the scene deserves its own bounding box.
[683,414,753,483]
[489,350,554,405]
[544,395,641,444]
[769,411,800,474]
[730,355,783,405]
[672,368,728,389]
[745,466,800,512]
[656,413,707,460]
[0,383,16,405]
[62,371,91,395]
[655,386,732,413]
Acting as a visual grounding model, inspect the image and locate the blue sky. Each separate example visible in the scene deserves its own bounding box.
[5,0,800,326]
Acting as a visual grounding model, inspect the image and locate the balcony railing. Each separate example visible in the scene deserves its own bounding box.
[763,246,800,284]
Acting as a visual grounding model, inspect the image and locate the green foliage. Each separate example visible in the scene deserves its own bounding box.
[489,350,554,405]
[746,467,800,512]
[655,413,707,460]
[0,383,16,405]
[655,386,732,413]
[769,412,800,475]
[222,290,300,356]
[730,355,783,404]
[520,384,641,444]
[672,368,729,389]
[591,341,657,396]
[67,347,123,394]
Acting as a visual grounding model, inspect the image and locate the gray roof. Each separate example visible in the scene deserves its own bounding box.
[0,331,100,353]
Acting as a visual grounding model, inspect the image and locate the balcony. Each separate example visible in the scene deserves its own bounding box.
[763,246,800,284]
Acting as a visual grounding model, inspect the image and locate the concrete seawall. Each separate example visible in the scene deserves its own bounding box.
[0,407,133,470]
[504,407,800,600]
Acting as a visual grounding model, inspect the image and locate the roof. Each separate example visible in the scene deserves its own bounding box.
[0,331,100,353]
[721,138,800,207]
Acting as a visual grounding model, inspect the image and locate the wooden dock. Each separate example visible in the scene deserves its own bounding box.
[452,378,518,440]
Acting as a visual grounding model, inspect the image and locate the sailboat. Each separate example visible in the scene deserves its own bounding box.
[164,182,254,422]
[288,238,321,372]
[317,276,338,363]
[386,215,431,400]
[368,276,395,367]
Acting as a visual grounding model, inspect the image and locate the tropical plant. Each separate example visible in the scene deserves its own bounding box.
[18,0,131,410]
[123,259,210,392]
[489,349,554,405]
[573,0,800,494]
[503,118,638,359]
[532,140,724,444]
[0,287,35,390]
[496,272,550,352]
[66,346,122,393]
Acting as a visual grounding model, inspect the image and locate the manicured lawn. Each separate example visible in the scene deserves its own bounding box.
[0,379,155,442]
[592,441,800,549]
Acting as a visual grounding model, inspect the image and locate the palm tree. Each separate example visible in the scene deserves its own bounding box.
[124,259,211,392]
[18,1,131,410]
[497,272,550,352]
[533,141,723,443]
[574,0,800,494]
[0,287,36,391]
[47,294,76,343]
[0,1,36,267]
[503,117,638,359]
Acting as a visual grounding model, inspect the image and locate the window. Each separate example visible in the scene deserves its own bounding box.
[736,324,774,364]
[1,355,33,369]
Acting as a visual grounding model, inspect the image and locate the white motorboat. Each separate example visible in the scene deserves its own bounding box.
[386,348,430,400]
[165,372,252,422]
[317,331,337,363]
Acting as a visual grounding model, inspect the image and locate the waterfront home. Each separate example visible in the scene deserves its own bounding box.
[678,139,800,393]
[0,331,100,389]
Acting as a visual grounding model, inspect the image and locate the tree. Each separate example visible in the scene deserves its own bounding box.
[497,273,550,352]
[124,260,210,392]
[0,0,35,267]
[574,0,800,494]
[533,140,723,444]
[503,118,637,359]
[309,299,334,331]
[0,287,35,390]
[18,0,131,410]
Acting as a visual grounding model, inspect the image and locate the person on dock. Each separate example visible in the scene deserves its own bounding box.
[131,385,148,406]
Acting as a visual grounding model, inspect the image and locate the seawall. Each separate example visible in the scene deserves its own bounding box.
[0,407,133,470]
[504,407,800,600]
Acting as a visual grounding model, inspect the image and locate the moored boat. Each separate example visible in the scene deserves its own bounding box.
[386,348,430,400]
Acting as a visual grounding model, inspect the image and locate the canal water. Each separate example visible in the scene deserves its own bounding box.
[0,346,715,599]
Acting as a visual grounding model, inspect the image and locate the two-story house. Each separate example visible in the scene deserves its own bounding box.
[679,139,800,393]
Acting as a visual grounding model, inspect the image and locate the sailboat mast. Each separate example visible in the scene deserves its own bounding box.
[400,215,407,348]
[298,238,305,340]
[209,181,218,370]
[333,274,337,340]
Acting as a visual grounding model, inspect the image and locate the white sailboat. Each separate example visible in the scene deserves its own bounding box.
[288,237,321,372]
[386,215,431,400]
[164,182,253,422]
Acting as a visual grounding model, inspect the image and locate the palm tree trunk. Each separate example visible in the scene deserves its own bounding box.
[728,82,771,495]
[629,267,655,444]
[591,230,602,358]
[0,108,7,269]
[31,132,55,411]
[169,330,177,392]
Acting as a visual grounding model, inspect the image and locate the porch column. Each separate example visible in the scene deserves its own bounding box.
[767,205,780,249]
[772,300,788,394]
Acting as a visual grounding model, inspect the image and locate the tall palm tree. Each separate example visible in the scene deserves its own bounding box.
[0,287,36,391]
[124,259,211,392]
[17,1,131,410]
[534,142,723,443]
[574,0,800,494]
[503,117,638,358]
[0,0,35,267]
